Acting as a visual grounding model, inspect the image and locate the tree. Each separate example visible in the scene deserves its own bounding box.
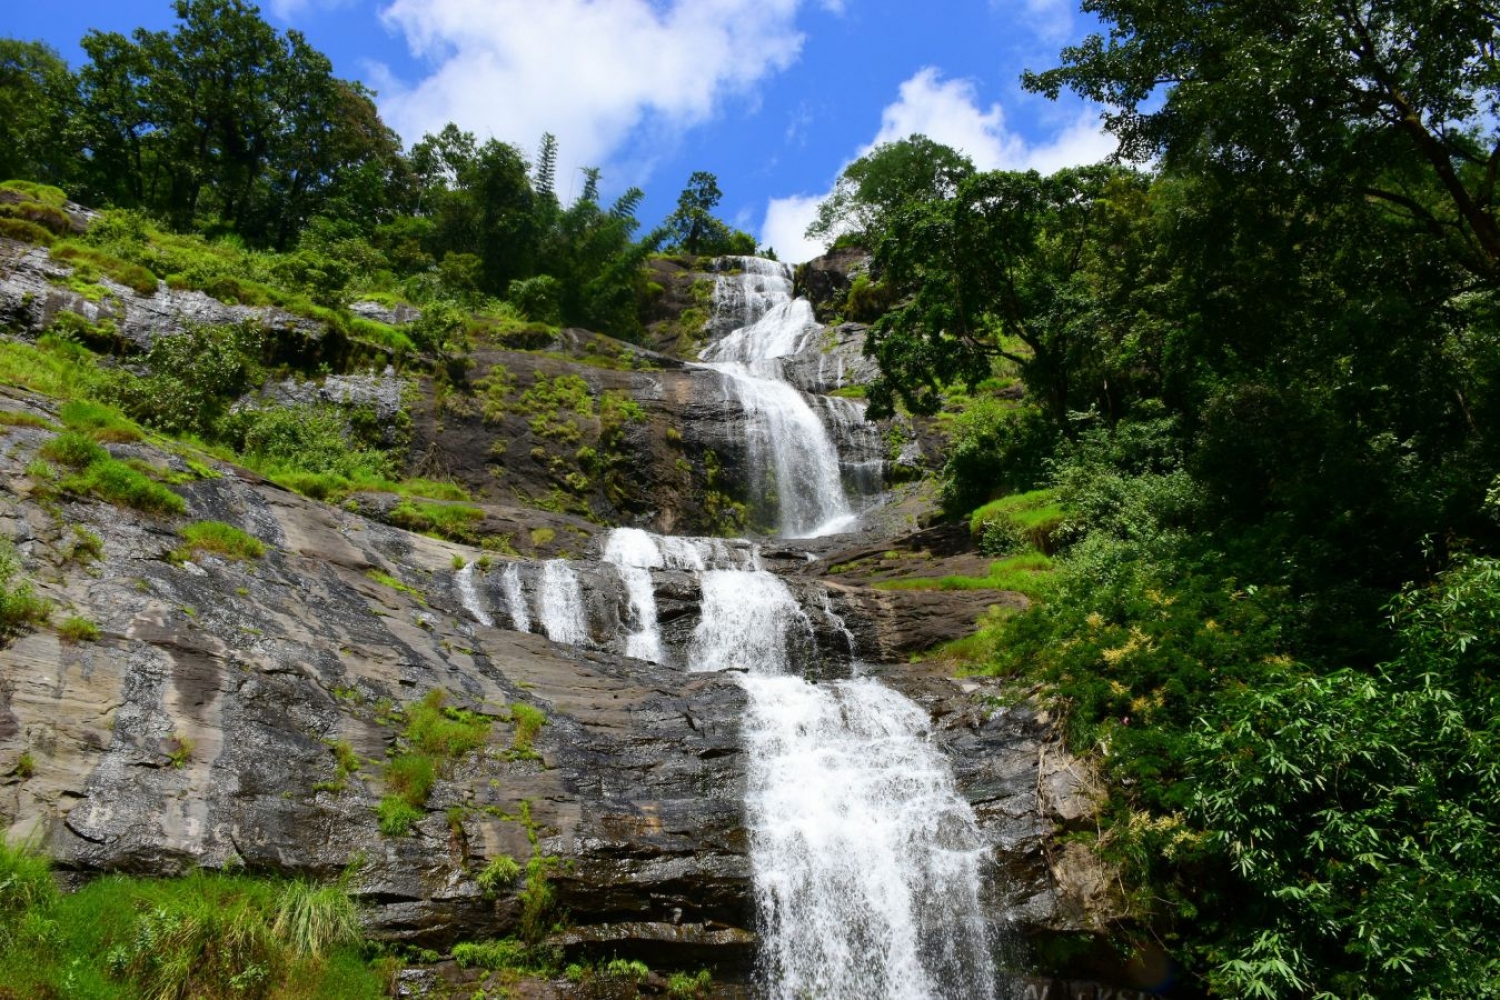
[665,171,733,256]
[806,135,974,248]
[1024,0,1500,282]
[865,165,1146,423]
[0,41,78,186]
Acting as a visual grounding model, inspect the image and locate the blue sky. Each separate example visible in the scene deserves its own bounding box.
[9,0,1114,262]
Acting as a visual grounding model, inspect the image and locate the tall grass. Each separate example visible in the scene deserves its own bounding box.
[0,840,382,999]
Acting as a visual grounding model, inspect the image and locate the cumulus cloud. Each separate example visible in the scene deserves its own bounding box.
[374,0,818,170]
[761,67,1115,263]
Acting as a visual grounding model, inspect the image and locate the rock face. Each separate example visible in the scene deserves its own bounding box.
[0,238,1132,991]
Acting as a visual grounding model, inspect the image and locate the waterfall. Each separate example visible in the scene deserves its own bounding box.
[698,256,859,538]
[470,255,999,997]
[538,560,587,645]
[688,569,997,999]
[501,563,530,633]
[602,527,666,663]
[455,562,492,627]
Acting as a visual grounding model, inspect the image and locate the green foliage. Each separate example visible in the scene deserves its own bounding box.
[605,957,650,981]
[51,242,159,295]
[41,431,186,515]
[875,552,1054,596]
[451,938,529,971]
[382,755,434,809]
[939,402,1059,514]
[0,856,382,999]
[667,969,714,998]
[175,520,267,562]
[106,323,264,437]
[663,171,751,257]
[387,501,484,544]
[475,855,521,896]
[167,734,195,769]
[0,541,52,639]
[509,702,547,758]
[0,217,56,246]
[58,615,100,642]
[971,489,1067,555]
[376,797,423,837]
[807,136,974,248]
[60,399,143,442]
[403,689,491,758]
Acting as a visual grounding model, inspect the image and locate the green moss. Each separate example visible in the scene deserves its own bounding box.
[970,488,1068,555]
[0,218,54,246]
[0,410,57,431]
[59,399,143,443]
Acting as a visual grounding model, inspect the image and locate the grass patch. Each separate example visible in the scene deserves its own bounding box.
[57,615,100,642]
[387,500,484,544]
[176,521,267,562]
[403,689,491,757]
[969,488,1067,554]
[0,840,382,999]
[365,570,424,603]
[59,399,143,442]
[0,542,51,638]
[509,702,547,759]
[875,552,1056,597]
[376,796,424,837]
[51,241,159,296]
[0,410,57,431]
[0,217,55,246]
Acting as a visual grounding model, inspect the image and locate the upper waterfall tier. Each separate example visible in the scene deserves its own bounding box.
[702,258,822,367]
[697,256,865,538]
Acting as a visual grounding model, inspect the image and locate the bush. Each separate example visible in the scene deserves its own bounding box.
[507,275,563,326]
[939,402,1060,515]
[475,855,521,896]
[40,430,108,468]
[451,938,530,971]
[971,488,1067,555]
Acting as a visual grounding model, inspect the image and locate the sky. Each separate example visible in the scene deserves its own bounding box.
[9,0,1117,263]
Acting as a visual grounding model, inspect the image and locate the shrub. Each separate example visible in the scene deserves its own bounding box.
[971,488,1068,555]
[606,958,650,981]
[176,521,266,562]
[668,969,714,998]
[939,402,1060,515]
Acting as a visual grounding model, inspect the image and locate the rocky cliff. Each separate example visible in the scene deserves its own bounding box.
[0,237,1130,994]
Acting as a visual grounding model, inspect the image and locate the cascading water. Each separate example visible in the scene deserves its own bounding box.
[455,562,493,628]
[602,528,667,663]
[689,569,997,999]
[538,560,587,645]
[501,563,530,633]
[697,256,858,538]
[446,255,999,997]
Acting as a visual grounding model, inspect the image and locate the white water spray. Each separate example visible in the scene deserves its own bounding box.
[602,527,666,663]
[501,563,530,633]
[455,562,492,627]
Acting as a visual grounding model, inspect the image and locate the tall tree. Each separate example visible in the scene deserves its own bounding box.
[0,41,78,186]
[1024,0,1500,282]
[806,135,974,248]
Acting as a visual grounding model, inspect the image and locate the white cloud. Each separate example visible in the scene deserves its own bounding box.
[991,0,1075,42]
[760,193,828,265]
[374,0,816,170]
[760,67,1115,264]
